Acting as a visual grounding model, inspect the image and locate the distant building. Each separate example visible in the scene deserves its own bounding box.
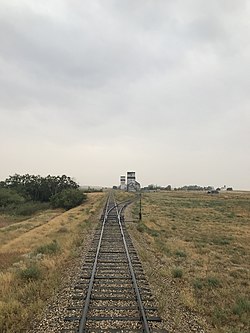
[127,171,140,192]
[207,189,219,194]
[120,176,126,190]
[127,172,136,184]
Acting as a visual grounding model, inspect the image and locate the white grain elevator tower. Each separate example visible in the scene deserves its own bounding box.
[127,171,140,192]
[120,176,126,190]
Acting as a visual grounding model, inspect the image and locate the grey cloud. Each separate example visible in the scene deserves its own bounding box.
[0,0,249,188]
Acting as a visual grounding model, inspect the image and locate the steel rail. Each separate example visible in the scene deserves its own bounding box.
[78,193,145,333]
[114,198,151,333]
[78,193,114,333]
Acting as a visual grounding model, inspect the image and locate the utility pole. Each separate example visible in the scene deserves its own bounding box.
[139,191,142,221]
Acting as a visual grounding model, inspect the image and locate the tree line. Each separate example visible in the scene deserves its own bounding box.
[0,174,86,214]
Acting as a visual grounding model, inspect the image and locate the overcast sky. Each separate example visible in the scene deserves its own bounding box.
[0,0,249,189]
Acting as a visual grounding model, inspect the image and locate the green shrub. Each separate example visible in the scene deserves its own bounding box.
[35,240,60,255]
[136,222,159,237]
[0,188,25,208]
[175,250,187,258]
[50,189,86,210]
[212,236,233,245]
[149,229,159,237]
[193,276,220,290]
[19,265,41,280]
[207,276,220,287]
[14,201,50,216]
[193,278,203,290]
[136,222,146,233]
[172,267,183,278]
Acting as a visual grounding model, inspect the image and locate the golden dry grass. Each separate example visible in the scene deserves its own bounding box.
[0,192,105,333]
[128,190,250,333]
[0,210,63,247]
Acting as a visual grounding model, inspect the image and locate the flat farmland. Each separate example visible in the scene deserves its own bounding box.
[128,190,250,333]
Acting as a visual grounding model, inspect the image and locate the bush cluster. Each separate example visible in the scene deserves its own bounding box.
[50,189,87,210]
[0,174,86,215]
[0,188,25,207]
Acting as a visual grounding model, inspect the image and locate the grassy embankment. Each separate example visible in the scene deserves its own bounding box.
[128,191,250,333]
[0,192,105,333]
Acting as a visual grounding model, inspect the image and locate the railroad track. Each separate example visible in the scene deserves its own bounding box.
[62,192,162,333]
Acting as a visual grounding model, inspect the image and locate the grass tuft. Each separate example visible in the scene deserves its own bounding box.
[232,297,250,317]
[35,240,60,255]
[206,276,220,287]
[18,264,42,281]
[193,278,203,290]
[211,236,233,246]
[136,222,146,233]
[172,267,183,278]
[212,307,228,325]
[175,250,187,258]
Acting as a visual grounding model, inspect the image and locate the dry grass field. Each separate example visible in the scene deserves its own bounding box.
[127,190,250,333]
[0,192,105,333]
[1,189,249,333]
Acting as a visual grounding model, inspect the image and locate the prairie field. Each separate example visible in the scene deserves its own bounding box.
[1,189,249,333]
[128,190,250,333]
[0,192,105,333]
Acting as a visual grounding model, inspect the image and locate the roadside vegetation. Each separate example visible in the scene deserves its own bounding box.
[0,174,86,219]
[0,190,105,333]
[128,190,250,333]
